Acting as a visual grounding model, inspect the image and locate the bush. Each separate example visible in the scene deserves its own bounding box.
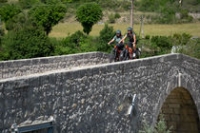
[151,36,172,53]
[108,13,116,23]
[1,26,54,60]
[54,30,96,55]
[108,13,121,24]
[139,114,171,133]
[19,0,39,9]
[145,35,150,40]
[179,37,200,59]
[172,33,192,45]
[114,13,121,19]
[70,30,86,46]
[97,24,115,52]
[179,9,193,23]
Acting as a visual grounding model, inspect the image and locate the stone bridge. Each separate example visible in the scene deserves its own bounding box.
[0,52,200,133]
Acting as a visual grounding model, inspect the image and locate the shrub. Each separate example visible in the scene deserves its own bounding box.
[145,35,150,40]
[19,0,39,9]
[108,13,116,23]
[114,13,121,19]
[139,114,171,133]
[179,9,193,23]
[97,24,115,52]
[1,26,54,60]
[172,33,192,45]
[54,30,96,55]
[151,36,172,53]
[179,37,200,59]
[108,13,121,24]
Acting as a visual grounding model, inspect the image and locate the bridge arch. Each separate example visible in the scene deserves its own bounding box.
[158,87,200,133]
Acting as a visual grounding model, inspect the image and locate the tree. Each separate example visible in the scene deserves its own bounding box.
[1,26,54,60]
[29,2,67,35]
[0,0,7,3]
[97,24,114,52]
[0,26,4,48]
[76,2,103,34]
[0,4,21,22]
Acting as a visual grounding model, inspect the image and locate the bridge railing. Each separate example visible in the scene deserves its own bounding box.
[0,52,109,80]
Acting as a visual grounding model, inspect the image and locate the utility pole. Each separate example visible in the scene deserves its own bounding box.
[130,0,134,28]
[179,0,183,7]
[139,15,144,39]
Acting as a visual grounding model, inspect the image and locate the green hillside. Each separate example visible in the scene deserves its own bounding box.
[0,0,199,61]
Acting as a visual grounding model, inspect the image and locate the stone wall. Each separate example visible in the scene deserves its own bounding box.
[0,52,109,80]
[0,53,200,133]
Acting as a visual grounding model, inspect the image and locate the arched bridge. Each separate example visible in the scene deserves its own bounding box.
[0,52,200,133]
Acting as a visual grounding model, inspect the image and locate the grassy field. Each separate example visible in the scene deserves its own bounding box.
[49,22,200,38]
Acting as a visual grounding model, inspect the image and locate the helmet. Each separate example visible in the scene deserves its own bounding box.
[127,27,132,31]
[116,30,121,34]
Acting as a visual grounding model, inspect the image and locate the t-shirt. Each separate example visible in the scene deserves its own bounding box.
[113,35,123,43]
[127,33,135,43]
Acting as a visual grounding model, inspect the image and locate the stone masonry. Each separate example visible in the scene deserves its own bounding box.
[0,52,109,80]
[0,53,200,133]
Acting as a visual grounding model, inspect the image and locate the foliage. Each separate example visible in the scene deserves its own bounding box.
[137,35,172,58]
[19,0,39,9]
[5,12,28,31]
[157,7,176,24]
[138,0,197,24]
[96,24,114,52]
[155,115,171,133]
[76,2,103,34]
[115,13,121,19]
[172,33,192,46]
[0,27,4,47]
[0,4,21,22]
[139,114,171,133]
[54,30,96,55]
[177,37,200,59]
[1,26,54,60]
[179,9,193,23]
[151,36,172,53]
[108,13,121,24]
[29,2,67,35]
[0,0,7,3]
[108,14,116,23]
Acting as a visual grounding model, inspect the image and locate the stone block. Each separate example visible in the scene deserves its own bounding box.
[16,59,32,77]
[2,61,13,79]
[162,108,173,114]
[31,59,41,73]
